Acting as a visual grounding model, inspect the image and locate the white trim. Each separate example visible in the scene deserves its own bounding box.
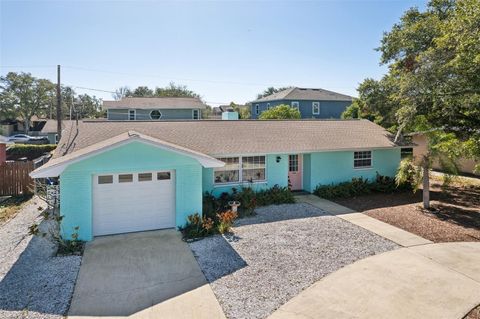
[291,101,299,109]
[213,155,267,186]
[312,102,320,115]
[210,147,399,158]
[128,109,136,121]
[353,150,373,169]
[192,109,200,120]
[149,110,162,120]
[255,104,260,115]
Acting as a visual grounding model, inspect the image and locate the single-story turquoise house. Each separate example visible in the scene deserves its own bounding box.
[31,119,401,241]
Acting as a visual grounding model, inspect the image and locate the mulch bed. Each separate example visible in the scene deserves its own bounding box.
[334,181,480,243]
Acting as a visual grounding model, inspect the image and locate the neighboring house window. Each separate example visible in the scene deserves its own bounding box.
[255,104,260,115]
[128,109,136,121]
[312,102,320,115]
[291,101,299,109]
[267,103,271,110]
[401,147,414,159]
[354,151,372,168]
[214,156,266,184]
[192,109,200,120]
[149,110,162,120]
[54,134,59,144]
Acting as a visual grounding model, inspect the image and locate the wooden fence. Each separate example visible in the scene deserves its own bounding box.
[0,161,34,196]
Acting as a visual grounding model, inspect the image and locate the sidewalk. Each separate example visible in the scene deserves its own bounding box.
[296,195,432,247]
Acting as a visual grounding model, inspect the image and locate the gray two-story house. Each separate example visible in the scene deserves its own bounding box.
[250,87,353,119]
[103,97,207,120]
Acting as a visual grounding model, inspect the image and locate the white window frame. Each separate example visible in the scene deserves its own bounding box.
[214,155,267,185]
[353,151,373,169]
[192,109,200,120]
[291,101,299,109]
[149,110,162,120]
[128,109,136,121]
[312,102,320,115]
[255,104,260,115]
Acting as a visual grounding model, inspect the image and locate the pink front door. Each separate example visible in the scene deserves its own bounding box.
[288,154,303,191]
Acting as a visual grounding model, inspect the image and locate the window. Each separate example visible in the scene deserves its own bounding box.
[242,156,266,182]
[312,102,320,115]
[54,134,59,144]
[138,173,152,182]
[267,103,271,110]
[255,104,260,115]
[157,172,171,180]
[291,101,299,109]
[98,175,113,184]
[214,156,266,184]
[119,174,133,183]
[401,147,413,159]
[149,110,162,120]
[354,151,372,168]
[214,157,240,183]
[192,109,200,120]
[128,109,136,121]
[289,155,298,172]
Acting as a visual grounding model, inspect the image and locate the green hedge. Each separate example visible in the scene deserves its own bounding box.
[6,144,57,160]
[203,185,295,218]
[313,173,411,199]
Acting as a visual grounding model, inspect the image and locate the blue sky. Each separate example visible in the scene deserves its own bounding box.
[1,0,425,106]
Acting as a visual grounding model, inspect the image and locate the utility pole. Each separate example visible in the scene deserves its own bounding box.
[56,65,62,140]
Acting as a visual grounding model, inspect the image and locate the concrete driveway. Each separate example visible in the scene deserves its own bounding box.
[269,242,480,319]
[68,230,225,319]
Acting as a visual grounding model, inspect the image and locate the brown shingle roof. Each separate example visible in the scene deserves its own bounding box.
[40,120,74,133]
[251,87,353,103]
[102,97,206,109]
[53,119,397,159]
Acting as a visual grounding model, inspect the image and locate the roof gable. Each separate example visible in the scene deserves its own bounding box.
[30,130,224,178]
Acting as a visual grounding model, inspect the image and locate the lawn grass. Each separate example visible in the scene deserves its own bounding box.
[0,195,33,224]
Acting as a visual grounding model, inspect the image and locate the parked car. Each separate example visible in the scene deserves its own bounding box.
[8,134,49,144]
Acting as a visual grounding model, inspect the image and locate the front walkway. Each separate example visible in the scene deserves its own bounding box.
[270,195,480,319]
[296,195,432,247]
[269,242,480,319]
[68,230,225,319]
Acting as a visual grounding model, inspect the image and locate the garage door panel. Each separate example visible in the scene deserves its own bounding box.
[92,171,175,236]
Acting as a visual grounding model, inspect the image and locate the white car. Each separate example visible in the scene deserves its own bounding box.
[8,134,48,143]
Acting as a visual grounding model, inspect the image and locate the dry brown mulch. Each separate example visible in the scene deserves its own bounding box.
[466,304,480,319]
[334,182,480,243]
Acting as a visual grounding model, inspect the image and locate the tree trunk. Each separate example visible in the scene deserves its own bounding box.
[24,118,30,134]
[422,160,430,209]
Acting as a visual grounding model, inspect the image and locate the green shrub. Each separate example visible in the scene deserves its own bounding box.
[202,185,295,218]
[313,173,408,199]
[7,144,56,160]
[179,213,215,240]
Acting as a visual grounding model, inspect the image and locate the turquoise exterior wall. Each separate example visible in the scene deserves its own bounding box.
[221,111,239,120]
[251,100,351,119]
[303,148,401,192]
[60,141,203,241]
[107,108,200,120]
[202,154,288,196]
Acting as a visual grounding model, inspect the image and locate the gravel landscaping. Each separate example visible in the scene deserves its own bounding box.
[189,203,398,319]
[0,197,82,319]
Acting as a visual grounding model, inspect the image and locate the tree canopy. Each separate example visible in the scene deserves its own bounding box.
[114,82,201,100]
[256,87,292,99]
[342,0,480,162]
[259,104,301,120]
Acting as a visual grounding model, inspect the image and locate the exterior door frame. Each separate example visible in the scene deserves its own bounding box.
[288,154,303,191]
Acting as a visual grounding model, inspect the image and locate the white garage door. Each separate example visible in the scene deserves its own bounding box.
[92,170,175,236]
